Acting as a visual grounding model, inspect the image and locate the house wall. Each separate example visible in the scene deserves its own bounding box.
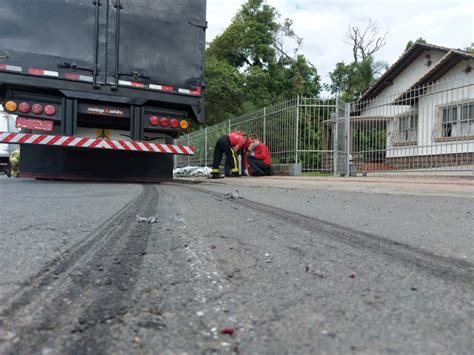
[387,59,474,159]
[361,50,447,118]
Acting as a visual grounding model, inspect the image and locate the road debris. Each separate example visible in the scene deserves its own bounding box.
[0,328,16,342]
[136,216,158,224]
[349,272,356,279]
[224,190,243,200]
[221,327,235,335]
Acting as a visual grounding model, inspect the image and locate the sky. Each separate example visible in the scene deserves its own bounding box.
[206,0,474,85]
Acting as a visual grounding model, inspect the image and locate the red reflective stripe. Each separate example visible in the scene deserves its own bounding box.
[61,136,76,146]
[32,135,47,144]
[106,139,118,150]
[173,146,184,154]
[65,73,81,80]
[161,86,174,92]
[0,64,6,70]
[75,138,90,147]
[142,142,154,152]
[131,82,145,88]
[18,134,33,143]
[0,133,195,155]
[167,145,178,154]
[189,146,196,153]
[48,136,61,145]
[2,133,18,143]
[130,141,143,151]
[151,144,164,153]
[28,68,44,75]
[118,140,130,150]
[89,139,101,148]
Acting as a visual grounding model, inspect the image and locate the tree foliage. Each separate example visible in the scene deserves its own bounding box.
[204,0,321,125]
[327,19,389,102]
[326,57,388,102]
[405,37,428,51]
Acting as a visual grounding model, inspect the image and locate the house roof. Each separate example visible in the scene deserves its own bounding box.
[359,43,452,102]
[394,49,474,104]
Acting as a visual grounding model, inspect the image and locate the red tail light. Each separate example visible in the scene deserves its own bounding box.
[159,117,169,127]
[149,116,159,126]
[44,105,56,116]
[170,118,179,129]
[18,102,31,113]
[32,104,44,115]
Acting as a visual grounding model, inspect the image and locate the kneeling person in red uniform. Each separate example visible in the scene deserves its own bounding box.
[244,138,272,176]
[211,131,247,179]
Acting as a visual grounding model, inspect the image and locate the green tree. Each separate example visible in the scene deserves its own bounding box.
[327,20,389,102]
[327,57,388,101]
[204,0,321,123]
[204,56,245,126]
[405,37,428,51]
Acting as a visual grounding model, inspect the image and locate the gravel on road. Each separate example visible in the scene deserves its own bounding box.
[0,178,472,354]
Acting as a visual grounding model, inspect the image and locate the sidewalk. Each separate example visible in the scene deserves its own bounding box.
[173,174,474,199]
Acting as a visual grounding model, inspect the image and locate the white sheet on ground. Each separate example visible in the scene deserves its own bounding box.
[173,166,211,177]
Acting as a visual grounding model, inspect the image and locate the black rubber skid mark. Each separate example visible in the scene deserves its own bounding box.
[3,185,159,355]
[183,185,474,285]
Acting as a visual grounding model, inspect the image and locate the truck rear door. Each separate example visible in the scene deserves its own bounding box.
[107,0,206,91]
[0,0,102,84]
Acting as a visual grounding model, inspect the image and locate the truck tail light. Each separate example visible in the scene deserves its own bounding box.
[32,104,44,115]
[149,115,159,126]
[18,102,31,113]
[44,105,56,116]
[159,117,169,127]
[170,119,179,129]
[180,120,189,130]
[4,101,17,112]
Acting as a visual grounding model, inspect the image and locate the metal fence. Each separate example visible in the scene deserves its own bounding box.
[350,76,474,173]
[176,97,346,174]
[177,76,474,175]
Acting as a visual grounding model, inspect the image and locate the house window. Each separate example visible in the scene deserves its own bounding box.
[395,112,418,144]
[440,102,474,138]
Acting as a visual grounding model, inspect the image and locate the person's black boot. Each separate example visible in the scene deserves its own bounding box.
[211,173,223,179]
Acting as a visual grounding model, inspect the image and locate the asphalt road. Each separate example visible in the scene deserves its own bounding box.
[0,177,472,355]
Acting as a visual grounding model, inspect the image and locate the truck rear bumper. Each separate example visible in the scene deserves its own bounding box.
[20,144,175,183]
[0,132,195,155]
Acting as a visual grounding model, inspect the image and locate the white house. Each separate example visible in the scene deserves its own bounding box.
[352,43,474,170]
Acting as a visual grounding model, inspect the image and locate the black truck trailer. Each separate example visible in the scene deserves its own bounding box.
[0,0,206,182]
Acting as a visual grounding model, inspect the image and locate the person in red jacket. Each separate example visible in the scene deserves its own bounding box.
[244,137,273,176]
[211,131,247,179]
